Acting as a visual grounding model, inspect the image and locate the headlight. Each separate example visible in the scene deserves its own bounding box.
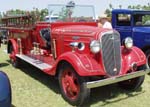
[78,42,85,51]
[124,37,133,49]
[90,40,101,53]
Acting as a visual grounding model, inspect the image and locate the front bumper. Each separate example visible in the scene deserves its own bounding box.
[86,69,150,89]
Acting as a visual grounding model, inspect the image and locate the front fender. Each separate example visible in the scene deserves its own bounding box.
[121,46,146,74]
[56,52,103,76]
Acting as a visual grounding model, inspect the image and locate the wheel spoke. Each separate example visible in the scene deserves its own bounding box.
[70,78,78,92]
[59,65,90,105]
[61,69,79,99]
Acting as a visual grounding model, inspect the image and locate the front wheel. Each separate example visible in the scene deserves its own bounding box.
[118,76,145,90]
[118,65,146,90]
[58,64,90,106]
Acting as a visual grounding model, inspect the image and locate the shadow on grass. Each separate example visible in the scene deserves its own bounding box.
[12,60,145,107]
[12,104,16,107]
[6,60,11,63]
[0,62,10,67]
[83,84,144,107]
[16,61,60,94]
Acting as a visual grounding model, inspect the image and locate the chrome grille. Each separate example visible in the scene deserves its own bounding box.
[101,32,121,76]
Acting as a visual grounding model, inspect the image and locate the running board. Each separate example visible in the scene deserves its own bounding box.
[16,54,52,70]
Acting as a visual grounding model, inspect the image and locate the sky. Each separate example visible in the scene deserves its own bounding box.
[0,0,149,16]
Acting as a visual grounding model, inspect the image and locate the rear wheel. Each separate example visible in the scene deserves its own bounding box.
[11,58,20,68]
[9,45,19,68]
[145,49,150,74]
[58,63,90,106]
[118,65,146,90]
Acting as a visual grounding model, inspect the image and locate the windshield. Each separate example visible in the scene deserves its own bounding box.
[134,13,150,26]
[47,4,96,22]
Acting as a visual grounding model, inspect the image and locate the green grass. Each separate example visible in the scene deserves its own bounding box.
[1,44,150,107]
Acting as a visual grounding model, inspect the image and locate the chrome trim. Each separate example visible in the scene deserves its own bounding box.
[17,38,22,54]
[100,31,121,76]
[131,62,137,71]
[16,54,52,70]
[52,39,57,59]
[90,40,101,53]
[70,42,79,52]
[86,69,150,89]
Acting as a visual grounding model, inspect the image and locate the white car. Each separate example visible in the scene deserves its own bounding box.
[44,15,58,22]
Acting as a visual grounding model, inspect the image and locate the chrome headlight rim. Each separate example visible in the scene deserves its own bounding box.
[90,40,101,54]
[78,42,85,51]
[124,37,133,49]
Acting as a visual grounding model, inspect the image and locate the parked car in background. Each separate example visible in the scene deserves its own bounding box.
[112,9,150,67]
[0,30,8,44]
[0,71,11,107]
[44,15,59,22]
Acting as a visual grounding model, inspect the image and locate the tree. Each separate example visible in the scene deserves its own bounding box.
[104,9,111,17]
[128,3,150,10]
[105,3,150,17]
[40,8,48,21]
[119,5,122,9]
[2,8,49,22]
[58,1,75,21]
[0,12,2,23]
[104,3,113,17]
[109,4,113,10]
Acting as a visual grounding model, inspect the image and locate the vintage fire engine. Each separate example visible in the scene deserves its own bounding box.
[0,4,149,106]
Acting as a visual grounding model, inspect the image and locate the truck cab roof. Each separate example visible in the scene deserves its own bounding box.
[112,9,150,14]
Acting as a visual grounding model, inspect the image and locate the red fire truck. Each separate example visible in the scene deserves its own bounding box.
[0,4,149,106]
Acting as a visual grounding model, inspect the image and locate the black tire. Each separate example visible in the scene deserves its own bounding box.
[118,76,145,90]
[118,65,146,90]
[11,58,20,68]
[145,49,150,68]
[9,45,20,68]
[58,63,90,106]
[145,49,150,69]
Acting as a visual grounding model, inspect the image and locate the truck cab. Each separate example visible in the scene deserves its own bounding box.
[112,9,150,67]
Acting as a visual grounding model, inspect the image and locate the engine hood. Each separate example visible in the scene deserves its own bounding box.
[52,25,110,37]
[133,27,150,33]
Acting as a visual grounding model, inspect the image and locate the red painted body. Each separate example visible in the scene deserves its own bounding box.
[5,21,146,77]
[0,4,148,106]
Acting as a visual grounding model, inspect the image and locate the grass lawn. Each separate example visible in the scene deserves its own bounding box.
[0,44,150,107]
